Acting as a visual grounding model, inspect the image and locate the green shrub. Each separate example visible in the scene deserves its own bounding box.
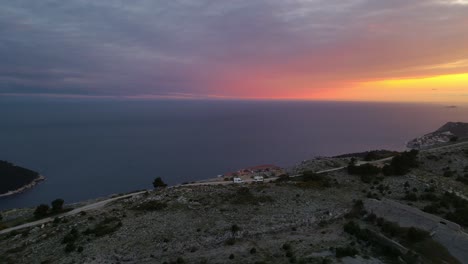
[381,221,403,237]
[345,200,365,219]
[131,201,168,211]
[383,150,419,176]
[298,171,332,187]
[446,207,468,227]
[225,238,236,245]
[64,243,76,253]
[423,203,441,214]
[230,187,273,205]
[344,221,361,235]
[344,221,371,241]
[231,224,240,235]
[456,176,468,185]
[347,163,381,177]
[152,177,167,188]
[51,199,65,213]
[420,193,438,201]
[403,193,418,201]
[83,217,122,237]
[34,204,50,219]
[335,246,358,258]
[282,243,292,251]
[443,170,456,177]
[406,227,430,243]
[62,228,79,244]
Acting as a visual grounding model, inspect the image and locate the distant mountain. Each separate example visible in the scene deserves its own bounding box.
[0,161,43,196]
[407,122,468,149]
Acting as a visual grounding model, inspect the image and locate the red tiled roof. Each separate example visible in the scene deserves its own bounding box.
[223,164,282,176]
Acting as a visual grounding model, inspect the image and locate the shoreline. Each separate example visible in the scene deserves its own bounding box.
[0,175,46,198]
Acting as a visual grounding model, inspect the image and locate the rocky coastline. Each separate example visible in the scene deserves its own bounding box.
[0,175,45,198]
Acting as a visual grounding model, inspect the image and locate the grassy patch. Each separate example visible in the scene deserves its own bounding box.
[335,246,358,258]
[131,201,168,211]
[83,217,122,237]
[5,243,27,254]
[294,171,333,188]
[366,217,459,263]
[230,187,274,205]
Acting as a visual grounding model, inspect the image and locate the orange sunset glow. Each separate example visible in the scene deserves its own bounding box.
[313,73,468,103]
[1,0,468,104]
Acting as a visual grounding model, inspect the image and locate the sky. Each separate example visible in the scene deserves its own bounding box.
[1,0,468,103]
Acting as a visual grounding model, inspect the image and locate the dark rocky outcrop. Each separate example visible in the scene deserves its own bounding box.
[0,161,42,196]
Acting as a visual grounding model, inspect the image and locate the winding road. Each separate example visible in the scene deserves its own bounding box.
[0,191,147,235]
[1,140,467,236]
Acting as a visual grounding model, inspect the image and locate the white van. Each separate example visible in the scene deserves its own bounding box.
[233,177,244,184]
[253,176,264,183]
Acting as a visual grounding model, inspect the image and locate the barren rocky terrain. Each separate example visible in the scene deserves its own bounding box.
[1,142,468,264]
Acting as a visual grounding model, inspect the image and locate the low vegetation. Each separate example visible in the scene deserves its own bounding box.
[62,228,80,253]
[230,187,273,205]
[153,177,168,188]
[382,150,419,176]
[422,192,468,227]
[344,218,459,263]
[83,217,122,237]
[131,200,168,211]
[456,174,468,185]
[347,161,382,183]
[33,199,68,219]
[335,246,358,258]
[296,170,333,187]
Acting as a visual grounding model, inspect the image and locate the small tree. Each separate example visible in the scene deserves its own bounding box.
[231,224,240,237]
[51,199,65,213]
[152,177,167,188]
[34,204,50,218]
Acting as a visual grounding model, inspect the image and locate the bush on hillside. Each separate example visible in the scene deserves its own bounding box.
[152,177,167,188]
[348,163,381,178]
[34,204,50,219]
[383,150,419,176]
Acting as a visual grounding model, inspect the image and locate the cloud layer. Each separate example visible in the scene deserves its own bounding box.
[1,0,467,100]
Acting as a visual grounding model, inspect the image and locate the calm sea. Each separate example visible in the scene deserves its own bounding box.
[1,99,467,210]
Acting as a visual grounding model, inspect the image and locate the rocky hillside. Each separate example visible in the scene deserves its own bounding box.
[407,122,468,149]
[1,141,468,263]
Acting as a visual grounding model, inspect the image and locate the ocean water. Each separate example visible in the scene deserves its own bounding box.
[1,99,467,210]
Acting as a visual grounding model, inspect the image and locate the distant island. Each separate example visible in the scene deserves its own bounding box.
[0,161,44,197]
